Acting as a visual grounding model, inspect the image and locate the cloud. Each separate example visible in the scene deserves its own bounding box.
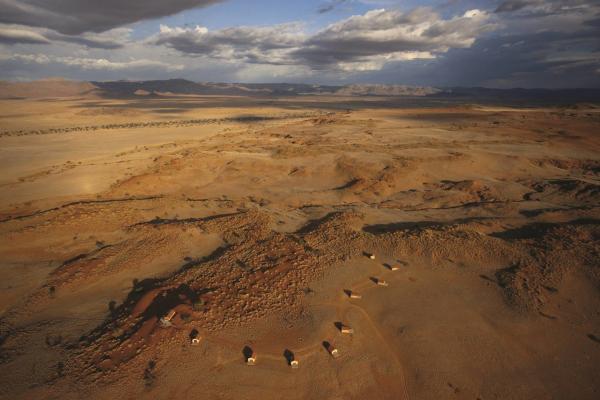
[0,1,598,87]
[495,0,592,15]
[154,8,495,72]
[318,0,349,14]
[45,30,128,50]
[0,25,50,44]
[414,0,595,87]
[0,53,183,71]
[368,27,600,88]
[295,8,495,70]
[154,23,306,65]
[157,24,305,51]
[0,0,223,35]
[0,24,129,48]
[495,0,540,13]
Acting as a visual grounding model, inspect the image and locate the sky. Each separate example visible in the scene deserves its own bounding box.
[0,0,598,88]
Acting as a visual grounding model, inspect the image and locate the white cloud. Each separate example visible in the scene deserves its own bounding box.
[154,22,306,64]
[0,53,183,71]
[0,23,130,48]
[0,25,50,44]
[154,8,495,72]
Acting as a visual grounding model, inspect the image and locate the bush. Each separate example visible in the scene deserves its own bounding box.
[192,299,205,311]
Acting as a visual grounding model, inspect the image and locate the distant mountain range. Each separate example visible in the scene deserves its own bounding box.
[91,79,341,97]
[334,84,441,97]
[1,78,600,105]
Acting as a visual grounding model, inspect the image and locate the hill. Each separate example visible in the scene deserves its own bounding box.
[0,78,100,99]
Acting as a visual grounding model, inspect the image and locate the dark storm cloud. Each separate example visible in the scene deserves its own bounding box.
[364,27,600,88]
[483,0,600,86]
[318,0,349,14]
[495,0,539,13]
[0,0,223,35]
[446,32,598,84]
[292,1,600,87]
[495,0,593,15]
[583,16,600,28]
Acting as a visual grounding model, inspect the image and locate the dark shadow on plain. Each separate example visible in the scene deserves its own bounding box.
[363,217,494,234]
[490,218,599,240]
[333,179,361,190]
[283,349,295,365]
[587,334,600,344]
[542,285,559,293]
[539,311,557,320]
[242,346,253,361]
[189,329,199,342]
[296,212,341,235]
[479,274,497,284]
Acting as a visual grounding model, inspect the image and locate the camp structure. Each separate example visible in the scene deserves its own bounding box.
[390,265,401,271]
[159,309,176,327]
[371,277,388,287]
[325,342,341,359]
[365,252,376,260]
[345,290,362,299]
[244,346,256,366]
[190,329,201,345]
[340,325,354,335]
[284,349,298,368]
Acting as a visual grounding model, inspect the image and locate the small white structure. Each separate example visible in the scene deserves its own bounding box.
[190,330,202,345]
[290,360,299,369]
[327,344,340,359]
[340,325,354,334]
[246,356,257,366]
[376,279,389,287]
[160,309,176,327]
[349,291,362,299]
[165,309,176,320]
[367,253,376,260]
[390,265,401,271]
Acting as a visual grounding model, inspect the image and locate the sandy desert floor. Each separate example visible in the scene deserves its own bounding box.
[0,95,599,400]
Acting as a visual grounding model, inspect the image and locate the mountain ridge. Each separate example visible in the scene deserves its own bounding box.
[2,79,600,105]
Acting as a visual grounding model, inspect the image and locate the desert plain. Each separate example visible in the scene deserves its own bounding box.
[0,88,599,400]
